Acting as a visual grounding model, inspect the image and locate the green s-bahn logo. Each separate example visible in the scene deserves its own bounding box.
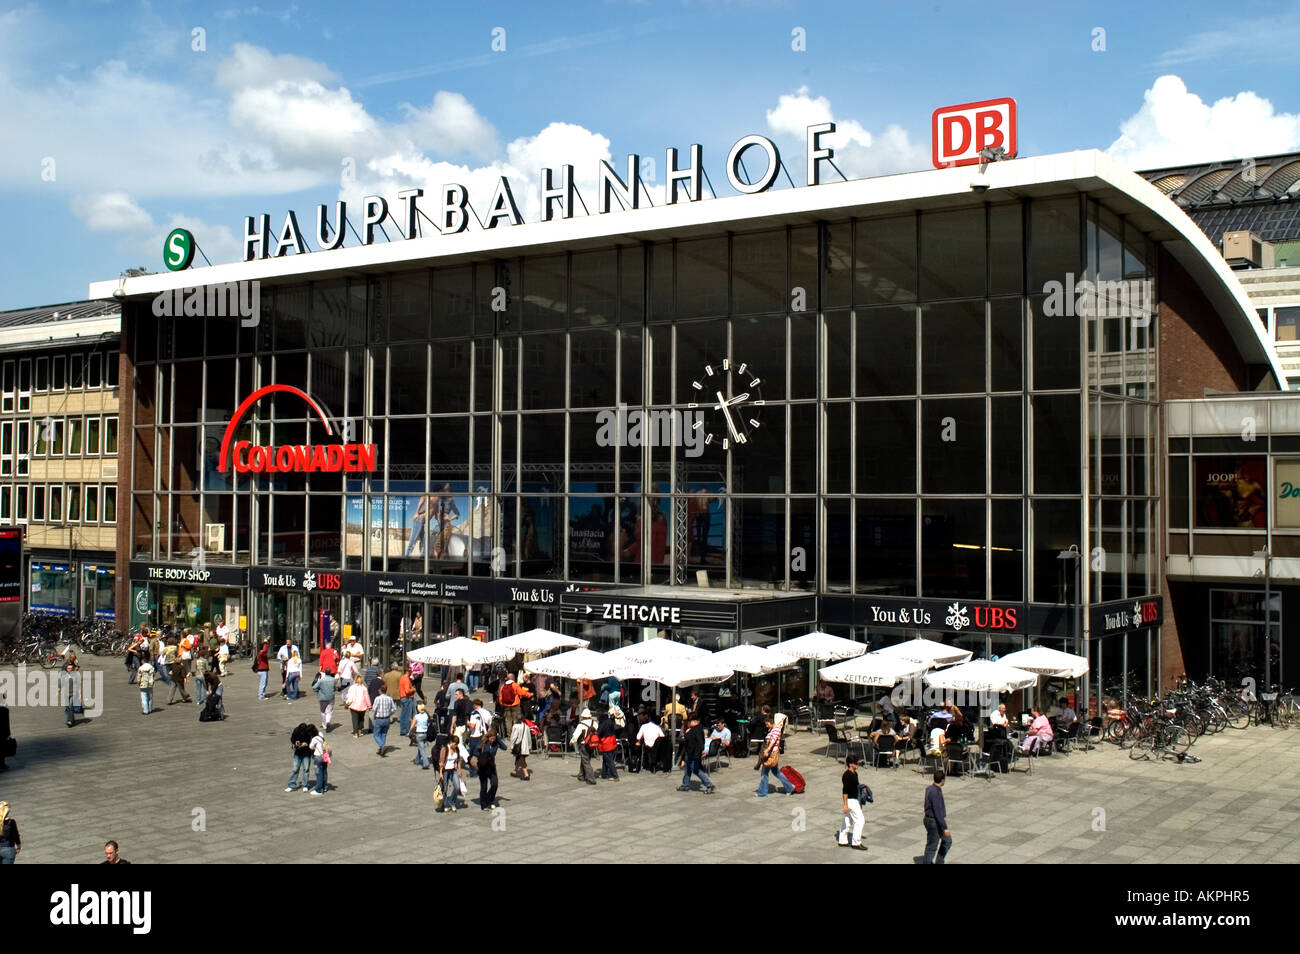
[163,228,196,271]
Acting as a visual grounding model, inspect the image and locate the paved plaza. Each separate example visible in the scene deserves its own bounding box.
[2,660,1298,864]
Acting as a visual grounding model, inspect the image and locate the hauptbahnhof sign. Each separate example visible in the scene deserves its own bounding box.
[241,99,1017,263]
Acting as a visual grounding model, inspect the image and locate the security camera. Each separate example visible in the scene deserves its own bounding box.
[112,287,126,299]
[969,173,990,193]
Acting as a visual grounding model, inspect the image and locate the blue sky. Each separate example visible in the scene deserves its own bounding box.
[1,0,1298,309]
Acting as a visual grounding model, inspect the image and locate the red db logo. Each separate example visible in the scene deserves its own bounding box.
[932,98,1017,169]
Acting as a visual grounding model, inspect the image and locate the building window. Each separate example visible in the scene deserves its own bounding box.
[16,485,27,522]
[51,355,66,391]
[68,418,83,455]
[15,420,28,476]
[1,360,12,412]
[17,358,30,412]
[106,351,119,388]
[103,486,117,524]
[87,352,103,389]
[35,356,48,392]
[50,419,64,456]
[105,417,118,455]
[49,485,63,521]
[86,417,101,455]
[70,353,84,390]
[0,486,10,522]
[0,422,10,477]
[67,484,81,522]
[32,484,45,522]
[84,486,98,523]
[1278,307,1300,343]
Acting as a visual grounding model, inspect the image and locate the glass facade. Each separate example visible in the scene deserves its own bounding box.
[129,195,1166,684]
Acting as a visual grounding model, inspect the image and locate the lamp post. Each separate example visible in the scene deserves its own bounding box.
[1254,547,1272,691]
[1058,545,1084,712]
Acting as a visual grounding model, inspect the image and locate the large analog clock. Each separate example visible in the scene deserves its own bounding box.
[687,358,766,450]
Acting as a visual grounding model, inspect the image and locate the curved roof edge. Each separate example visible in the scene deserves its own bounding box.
[89,148,1282,387]
[1086,150,1284,387]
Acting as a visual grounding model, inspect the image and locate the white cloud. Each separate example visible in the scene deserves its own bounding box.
[765,86,928,181]
[1107,75,1300,170]
[400,91,498,159]
[70,191,154,231]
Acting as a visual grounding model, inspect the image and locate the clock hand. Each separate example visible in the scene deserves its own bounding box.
[724,392,750,407]
[715,391,741,442]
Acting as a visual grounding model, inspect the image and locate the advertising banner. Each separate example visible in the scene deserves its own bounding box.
[1275,459,1300,528]
[1194,456,1267,528]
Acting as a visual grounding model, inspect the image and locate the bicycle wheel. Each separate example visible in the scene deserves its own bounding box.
[1224,703,1250,730]
[1104,720,1126,744]
[1164,724,1192,756]
[1129,734,1152,760]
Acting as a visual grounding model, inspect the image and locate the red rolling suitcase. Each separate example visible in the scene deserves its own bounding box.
[780,766,806,793]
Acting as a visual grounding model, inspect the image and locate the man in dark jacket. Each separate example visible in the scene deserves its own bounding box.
[676,716,715,794]
[0,697,11,771]
[286,722,316,792]
[365,667,385,735]
[920,770,951,864]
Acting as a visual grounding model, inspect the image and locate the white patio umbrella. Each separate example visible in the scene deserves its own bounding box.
[998,646,1090,678]
[522,648,617,681]
[494,628,590,655]
[923,659,1039,694]
[604,637,709,665]
[712,644,799,675]
[407,636,514,668]
[773,631,867,661]
[873,638,973,668]
[819,654,928,688]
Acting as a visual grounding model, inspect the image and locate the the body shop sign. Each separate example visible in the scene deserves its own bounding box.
[1275,459,1300,528]
[218,384,376,475]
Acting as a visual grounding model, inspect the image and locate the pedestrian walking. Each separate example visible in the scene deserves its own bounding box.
[472,730,507,809]
[194,648,210,706]
[137,661,156,714]
[338,652,358,695]
[57,662,82,727]
[837,755,867,850]
[255,639,270,700]
[371,687,395,756]
[398,666,417,738]
[509,714,533,781]
[466,698,491,777]
[318,641,338,678]
[285,722,315,792]
[276,638,295,696]
[499,673,522,738]
[755,711,795,796]
[409,659,426,702]
[308,727,329,795]
[217,635,231,677]
[166,643,191,705]
[596,711,619,780]
[345,678,371,738]
[365,664,384,735]
[286,649,303,701]
[315,669,338,731]
[437,734,467,812]
[677,715,715,794]
[101,840,130,864]
[572,708,599,785]
[0,801,20,864]
[411,703,432,769]
[919,770,952,865]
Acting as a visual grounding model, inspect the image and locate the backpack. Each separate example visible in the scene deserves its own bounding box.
[138,668,155,689]
[499,682,518,707]
[858,783,874,805]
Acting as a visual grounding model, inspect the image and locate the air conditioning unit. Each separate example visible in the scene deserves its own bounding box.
[205,523,226,552]
[1223,230,1263,268]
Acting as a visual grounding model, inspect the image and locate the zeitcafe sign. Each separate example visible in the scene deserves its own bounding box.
[242,101,1018,263]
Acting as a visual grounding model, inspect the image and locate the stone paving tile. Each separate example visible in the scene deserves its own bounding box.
[2,660,1300,863]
